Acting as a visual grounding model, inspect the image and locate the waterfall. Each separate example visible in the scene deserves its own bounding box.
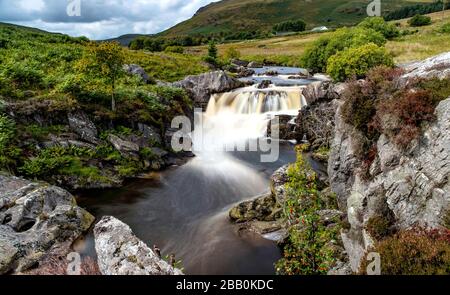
[192,85,306,155]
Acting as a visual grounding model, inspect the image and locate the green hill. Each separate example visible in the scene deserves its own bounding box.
[161,0,431,37]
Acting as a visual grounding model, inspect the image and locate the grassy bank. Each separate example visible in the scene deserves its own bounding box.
[187,10,450,66]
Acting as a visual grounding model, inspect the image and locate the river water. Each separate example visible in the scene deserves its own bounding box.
[75,67,320,275]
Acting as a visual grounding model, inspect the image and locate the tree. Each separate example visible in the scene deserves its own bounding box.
[80,42,125,111]
[207,41,218,60]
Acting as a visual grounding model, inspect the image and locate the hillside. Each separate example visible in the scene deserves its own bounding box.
[161,0,431,37]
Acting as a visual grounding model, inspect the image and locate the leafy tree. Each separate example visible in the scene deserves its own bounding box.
[326,43,394,82]
[79,42,125,111]
[207,41,218,60]
[358,17,400,39]
[301,27,386,73]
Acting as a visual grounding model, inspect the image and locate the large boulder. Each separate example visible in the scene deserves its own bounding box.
[123,64,152,84]
[68,111,99,144]
[0,175,94,274]
[401,51,450,81]
[331,97,450,272]
[107,134,140,156]
[173,71,243,108]
[94,216,183,275]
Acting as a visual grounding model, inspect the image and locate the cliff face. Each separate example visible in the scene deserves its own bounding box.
[326,53,450,272]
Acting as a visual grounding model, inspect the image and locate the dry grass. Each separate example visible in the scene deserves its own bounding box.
[187,9,450,66]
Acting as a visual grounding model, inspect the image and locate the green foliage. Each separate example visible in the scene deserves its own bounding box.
[164,45,184,54]
[408,14,432,27]
[205,41,218,65]
[78,42,125,111]
[0,115,21,172]
[385,1,449,21]
[224,47,241,61]
[362,228,450,275]
[327,43,394,82]
[301,27,386,73]
[273,19,306,33]
[276,145,339,275]
[440,22,450,33]
[358,17,400,39]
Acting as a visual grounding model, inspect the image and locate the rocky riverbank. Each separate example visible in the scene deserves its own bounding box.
[229,52,450,275]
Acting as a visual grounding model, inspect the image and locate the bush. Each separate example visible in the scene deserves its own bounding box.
[0,115,21,172]
[164,46,184,54]
[408,14,432,27]
[362,228,450,275]
[326,43,394,82]
[358,17,400,39]
[224,47,241,61]
[440,23,450,33]
[276,145,340,275]
[366,216,393,241]
[301,27,386,73]
[374,90,436,149]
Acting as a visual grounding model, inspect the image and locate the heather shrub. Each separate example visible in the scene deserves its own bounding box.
[366,215,394,241]
[361,228,450,275]
[373,90,436,149]
[327,43,394,82]
[440,23,450,33]
[408,14,432,27]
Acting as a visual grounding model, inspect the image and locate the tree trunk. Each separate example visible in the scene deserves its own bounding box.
[111,80,116,112]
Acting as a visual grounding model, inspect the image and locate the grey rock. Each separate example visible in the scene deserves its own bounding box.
[94,216,183,275]
[108,134,140,156]
[229,193,280,223]
[0,175,94,274]
[138,123,162,145]
[123,64,151,84]
[173,71,243,108]
[270,165,290,206]
[401,51,450,81]
[333,97,450,272]
[68,112,99,144]
[230,59,249,67]
[248,61,263,68]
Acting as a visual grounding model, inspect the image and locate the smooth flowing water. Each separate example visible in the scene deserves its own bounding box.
[76,69,313,275]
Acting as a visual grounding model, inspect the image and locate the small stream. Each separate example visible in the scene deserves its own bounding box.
[75,67,319,275]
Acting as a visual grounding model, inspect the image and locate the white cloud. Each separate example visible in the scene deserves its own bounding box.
[0,0,218,39]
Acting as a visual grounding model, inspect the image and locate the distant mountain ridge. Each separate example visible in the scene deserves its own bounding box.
[160,0,430,37]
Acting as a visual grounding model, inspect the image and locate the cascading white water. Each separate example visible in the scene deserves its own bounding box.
[192,85,307,155]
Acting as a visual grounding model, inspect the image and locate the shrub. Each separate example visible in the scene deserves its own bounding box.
[301,27,386,73]
[276,145,340,275]
[440,23,450,33]
[373,90,436,149]
[358,17,400,39]
[0,115,21,172]
[366,216,393,241]
[408,14,432,27]
[164,46,184,54]
[224,47,241,61]
[327,43,394,82]
[362,228,450,275]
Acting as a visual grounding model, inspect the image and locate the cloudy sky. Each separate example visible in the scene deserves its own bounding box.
[0,0,217,39]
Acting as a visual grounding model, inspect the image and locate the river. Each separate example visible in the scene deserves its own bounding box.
[75,67,323,275]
